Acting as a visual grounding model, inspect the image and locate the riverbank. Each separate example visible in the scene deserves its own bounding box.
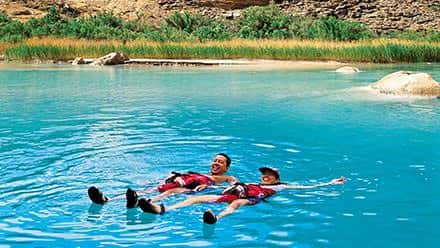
[1,38,439,64]
[0,58,346,72]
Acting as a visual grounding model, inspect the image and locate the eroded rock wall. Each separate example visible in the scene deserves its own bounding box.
[1,0,439,33]
[280,0,440,33]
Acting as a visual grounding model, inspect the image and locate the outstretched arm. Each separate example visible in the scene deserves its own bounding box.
[194,175,238,191]
[284,177,345,190]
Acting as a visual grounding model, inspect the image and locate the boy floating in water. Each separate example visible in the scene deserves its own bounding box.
[138,167,345,224]
[88,153,238,208]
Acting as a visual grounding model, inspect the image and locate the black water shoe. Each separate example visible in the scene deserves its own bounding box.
[139,198,165,214]
[203,210,217,224]
[126,188,139,208]
[88,186,109,204]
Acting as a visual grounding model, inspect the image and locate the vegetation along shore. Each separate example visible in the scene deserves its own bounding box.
[0,6,439,63]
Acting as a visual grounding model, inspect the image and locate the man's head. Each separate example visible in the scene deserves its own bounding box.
[259,167,280,185]
[210,153,231,175]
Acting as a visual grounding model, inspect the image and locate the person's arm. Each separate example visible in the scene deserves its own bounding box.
[284,177,345,190]
[194,184,209,191]
[194,175,239,191]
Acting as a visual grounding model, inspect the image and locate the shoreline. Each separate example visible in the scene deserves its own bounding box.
[93,58,346,69]
[0,58,438,72]
[0,58,348,70]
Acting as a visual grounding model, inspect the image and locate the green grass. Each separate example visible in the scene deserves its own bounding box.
[3,39,440,63]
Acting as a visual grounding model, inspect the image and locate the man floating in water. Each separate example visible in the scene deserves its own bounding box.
[88,153,238,208]
[138,167,345,224]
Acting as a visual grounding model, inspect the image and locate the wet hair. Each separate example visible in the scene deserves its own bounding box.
[216,153,231,167]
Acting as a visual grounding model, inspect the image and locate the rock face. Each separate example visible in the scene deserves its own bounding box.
[336,66,360,73]
[1,0,439,33]
[370,71,440,96]
[281,0,440,34]
[91,52,129,66]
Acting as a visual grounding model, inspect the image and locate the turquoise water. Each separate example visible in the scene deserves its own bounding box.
[0,64,439,247]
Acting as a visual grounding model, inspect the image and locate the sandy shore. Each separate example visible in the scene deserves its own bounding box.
[0,58,350,70]
[95,58,346,70]
[216,59,345,70]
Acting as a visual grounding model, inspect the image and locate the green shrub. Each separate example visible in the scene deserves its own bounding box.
[165,12,203,33]
[237,5,292,39]
[0,5,434,45]
[192,20,233,41]
[23,6,67,37]
[295,17,373,41]
[0,11,12,24]
[388,30,440,42]
[0,12,28,42]
[157,25,194,42]
[237,6,373,41]
[425,31,440,42]
[44,5,63,24]
[164,11,233,41]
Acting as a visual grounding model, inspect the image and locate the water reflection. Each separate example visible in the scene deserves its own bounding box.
[127,209,158,226]
[202,224,215,238]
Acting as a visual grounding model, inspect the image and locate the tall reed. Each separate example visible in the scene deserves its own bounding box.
[3,38,440,63]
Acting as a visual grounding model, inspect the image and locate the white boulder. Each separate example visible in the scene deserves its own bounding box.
[369,71,440,97]
[91,52,129,66]
[336,66,360,73]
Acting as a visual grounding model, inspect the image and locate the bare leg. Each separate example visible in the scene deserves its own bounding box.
[216,199,250,220]
[166,195,221,211]
[203,199,250,224]
[139,195,221,214]
[108,188,156,201]
[151,187,191,202]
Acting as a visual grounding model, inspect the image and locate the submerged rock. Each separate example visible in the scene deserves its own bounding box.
[72,57,86,65]
[91,52,129,66]
[369,71,440,97]
[336,66,360,73]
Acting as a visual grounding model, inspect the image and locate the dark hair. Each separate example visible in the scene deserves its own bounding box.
[216,153,231,167]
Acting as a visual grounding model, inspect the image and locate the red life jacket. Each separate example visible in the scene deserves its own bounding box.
[158,172,214,192]
[246,184,277,199]
[180,172,214,186]
[222,183,276,200]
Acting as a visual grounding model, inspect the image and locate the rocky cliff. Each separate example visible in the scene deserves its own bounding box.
[1,0,439,33]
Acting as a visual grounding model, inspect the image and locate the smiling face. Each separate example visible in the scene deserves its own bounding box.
[261,172,279,185]
[210,155,229,175]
